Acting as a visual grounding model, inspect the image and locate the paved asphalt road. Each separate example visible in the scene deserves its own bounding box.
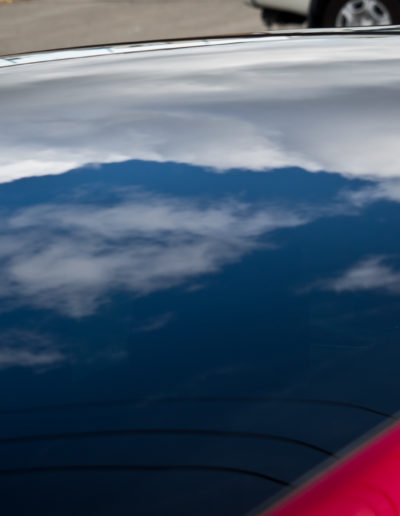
[0,0,268,56]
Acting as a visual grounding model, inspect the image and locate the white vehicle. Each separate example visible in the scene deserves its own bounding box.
[245,0,400,27]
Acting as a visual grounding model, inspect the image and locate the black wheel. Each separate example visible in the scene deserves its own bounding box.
[321,0,400,27]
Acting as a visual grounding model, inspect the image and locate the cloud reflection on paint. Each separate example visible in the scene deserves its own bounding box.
[344,180,400,207]
[1,36,400,186]
[1,36,400,320]
[311,256,400,295]
[0,330,65,370]
[0,191,308,317]
[135,313,174,333]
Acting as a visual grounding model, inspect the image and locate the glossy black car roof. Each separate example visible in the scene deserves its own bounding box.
[1,28,400,515]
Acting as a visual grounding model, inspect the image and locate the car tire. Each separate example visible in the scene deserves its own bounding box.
[321,0,400,27]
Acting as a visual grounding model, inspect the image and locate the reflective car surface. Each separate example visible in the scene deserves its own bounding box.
[1,29,400,515]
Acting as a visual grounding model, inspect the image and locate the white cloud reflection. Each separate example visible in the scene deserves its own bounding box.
[1,36,400,185]
[2,37,400,319]
[0,330,65,369]
[135,312,174,333]
[0,347,64,369]
[313,256,400,295]
[0,191,308,317]
[344,180,400,207]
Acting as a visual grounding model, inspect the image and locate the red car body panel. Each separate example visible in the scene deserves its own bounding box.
[264,420,400,516]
